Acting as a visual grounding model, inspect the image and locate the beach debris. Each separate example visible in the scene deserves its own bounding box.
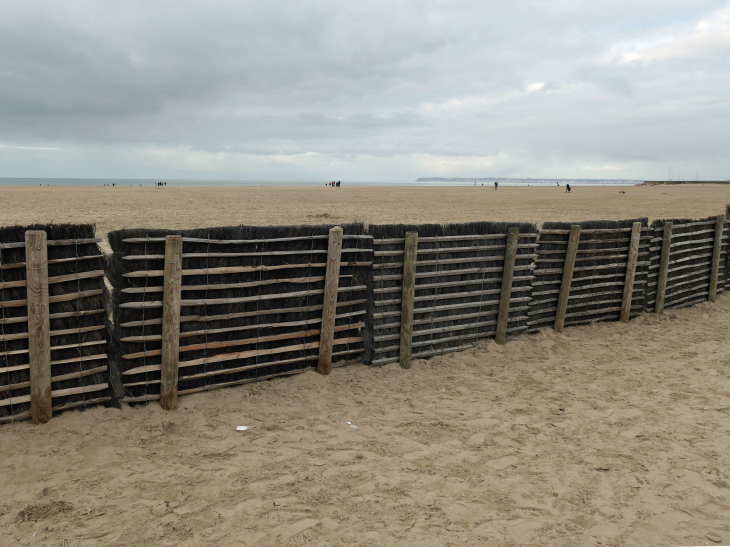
[236,426,253,431]
[346,421,359,429]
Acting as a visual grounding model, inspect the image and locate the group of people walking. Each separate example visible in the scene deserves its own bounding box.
[328,180,341,187]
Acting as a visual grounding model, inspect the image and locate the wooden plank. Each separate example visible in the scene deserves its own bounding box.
[119,299,367,328]
[495,227,520,344]
[118,285,365,309]
[0,324,105,343]
[160,235,183,411]
[554,225,581,333]
[123,336,362,375]
[122,261,370,278]
[655,222,673,314]
[398,232,418,369]
[0,237,101,250]
[121,323,364,360]
[620,222,642,322]
[25,230,52,425]
[317,226,343,375]
[709,214,725,302]
[0,308,105,326]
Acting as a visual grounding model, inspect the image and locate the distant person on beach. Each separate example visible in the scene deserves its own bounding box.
[336,180,341,187]
[566,183,571,193]
[494,181,498,191]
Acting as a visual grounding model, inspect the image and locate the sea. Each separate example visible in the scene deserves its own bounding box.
[0,177,642,187]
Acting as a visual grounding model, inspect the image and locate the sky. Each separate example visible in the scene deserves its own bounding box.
[1,0,729,181]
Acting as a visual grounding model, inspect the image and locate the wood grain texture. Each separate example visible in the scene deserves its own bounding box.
[655,222,673,314]
[620,222,642,322]
[399,231,418,369]
[553,225,581,333]
[160,235,183,410]
[317,227,343,375]
[708,214,725,302]
[25,230,52,424]
[496,227,520,344]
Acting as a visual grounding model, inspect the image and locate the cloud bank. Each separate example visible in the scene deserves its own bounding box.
[1,0,729,180]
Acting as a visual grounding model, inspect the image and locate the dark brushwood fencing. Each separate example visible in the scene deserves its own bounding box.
[368,223,537,366]
[107,225,372,404]
[645,216,728,311]
[528,219,650,332]
[3,209,730,424]
[0,225,111,424]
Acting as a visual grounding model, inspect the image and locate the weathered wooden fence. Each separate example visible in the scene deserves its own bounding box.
[527,220,651,333]
[646,216,728,312]
[0,225,110,424]
[107,225,371,405]
[369,222,537,366]
[2,210,729,423]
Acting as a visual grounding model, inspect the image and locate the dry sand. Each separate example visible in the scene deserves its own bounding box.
[2,183,730,546]
[1,296,730,546]
[1,184,729,251]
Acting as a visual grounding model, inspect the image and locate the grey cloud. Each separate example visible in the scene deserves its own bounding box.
[1,0,729,180]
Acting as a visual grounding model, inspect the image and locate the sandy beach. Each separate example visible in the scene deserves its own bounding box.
[1,183,730,546]
[1,184,729,251]
[1,296,729,546]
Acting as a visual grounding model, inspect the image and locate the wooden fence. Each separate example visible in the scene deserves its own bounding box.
[0,225,110,424]
[1,211,728,423]
[527,220,651,333]
[107,225,371,405]
[369,222,537,366]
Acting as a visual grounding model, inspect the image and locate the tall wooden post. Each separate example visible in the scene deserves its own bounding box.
[398,232,418,369]
[620,222,642,323]
[160,235,183,410]
[708,214,725,303]
[554,225,581,333]
[496,227,519,345]
[317,226,343,375]
[655,222,673,314]
[25,231,52,425]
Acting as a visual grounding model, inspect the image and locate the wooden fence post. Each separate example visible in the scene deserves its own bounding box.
[495,227,519,345]
[25,230,52,425]
[709,214,725,303]
[655,222,673,314]
[160,235,183,410]
[554,225,581,333]
[399,231,418,369]
[317,226,343,375]
[620,222,642,323]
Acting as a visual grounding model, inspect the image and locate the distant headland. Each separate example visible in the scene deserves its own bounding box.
[414,177,642,184]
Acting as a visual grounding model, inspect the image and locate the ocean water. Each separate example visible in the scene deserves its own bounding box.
[0,177,641,187]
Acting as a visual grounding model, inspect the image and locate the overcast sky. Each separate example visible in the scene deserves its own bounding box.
[1,1,729,181]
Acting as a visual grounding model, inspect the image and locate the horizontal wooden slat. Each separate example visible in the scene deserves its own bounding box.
[0,324,105,343]
[0,366,108,393]
[123,336,362,375]
[0,254,104,272]
[120,299,367,328]
[373,233,536,245]
[120,310,365,342]
[119,285,366,309]
[121,322,364,360]
[0,237,101,250]
[0,289,104,309]
[0,382,107,407]
[121,274,354,294]
[122,261,371,278]
[0,309,105,326]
